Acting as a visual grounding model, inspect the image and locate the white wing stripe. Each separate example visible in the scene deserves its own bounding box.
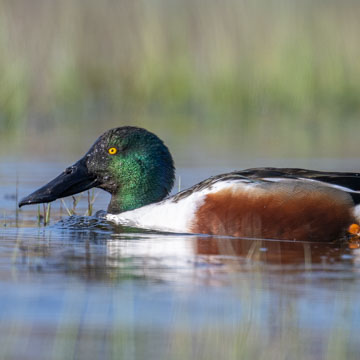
[262,177,360,194]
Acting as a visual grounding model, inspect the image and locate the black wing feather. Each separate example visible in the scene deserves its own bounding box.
[171,167,360,204]
[242,167,360,190]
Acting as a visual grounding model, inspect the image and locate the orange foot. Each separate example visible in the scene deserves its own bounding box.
[348,224,360,249]
[348,223,360,236]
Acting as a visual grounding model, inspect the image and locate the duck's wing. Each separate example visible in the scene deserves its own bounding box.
[172,167,360,204]
[236,167,360,205]
[239,167,360,191]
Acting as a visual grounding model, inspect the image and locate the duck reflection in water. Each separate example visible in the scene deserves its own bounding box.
[19,219,357,282]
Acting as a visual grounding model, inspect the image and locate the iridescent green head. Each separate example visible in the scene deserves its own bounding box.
[19,127,175,214]
[89,127,175,213]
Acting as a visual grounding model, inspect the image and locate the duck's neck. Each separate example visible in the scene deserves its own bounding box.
[108,186,158,214]
[106,154,175,214]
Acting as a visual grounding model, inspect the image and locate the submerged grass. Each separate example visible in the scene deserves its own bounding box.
[61,199,72,217]
[36,204,52,226]
[86,189,97,216]
[14,193,93,228]
[44,203,51,226]
[60,195,82,217]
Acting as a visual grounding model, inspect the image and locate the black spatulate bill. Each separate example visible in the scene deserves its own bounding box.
[19,158,99,208]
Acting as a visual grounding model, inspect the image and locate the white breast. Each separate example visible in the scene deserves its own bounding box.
[106,180,252,233]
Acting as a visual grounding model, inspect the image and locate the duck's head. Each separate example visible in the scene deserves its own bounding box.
[19,126,175,213]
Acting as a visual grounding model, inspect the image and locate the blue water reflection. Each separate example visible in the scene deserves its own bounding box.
[1,161,360,359]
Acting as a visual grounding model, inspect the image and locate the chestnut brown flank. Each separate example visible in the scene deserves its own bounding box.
[191,187,355,241]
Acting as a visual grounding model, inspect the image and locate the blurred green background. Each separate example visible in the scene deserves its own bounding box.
[0,0,360,164]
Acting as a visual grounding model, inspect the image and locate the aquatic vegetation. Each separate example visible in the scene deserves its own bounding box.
[44,203,51,226]
[86,189,96,216]
[0,0,360,158]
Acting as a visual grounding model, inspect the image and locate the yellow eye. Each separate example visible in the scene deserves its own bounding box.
[108,147,118,155]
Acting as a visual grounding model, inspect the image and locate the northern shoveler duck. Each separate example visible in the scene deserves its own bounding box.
[19,126,360,242]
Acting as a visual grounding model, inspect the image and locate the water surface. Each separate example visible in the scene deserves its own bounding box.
[1,160,360,360]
